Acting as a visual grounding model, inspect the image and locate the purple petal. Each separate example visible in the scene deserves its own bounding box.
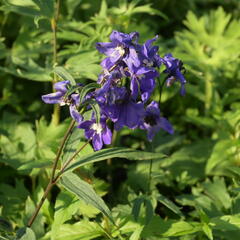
[54,81,69,92]
[102,127,112,145]
[96,42,116,55]
[71,93,80,106]
[92,134,103,151]
[125,101,144,129]
[78,120,93,130]
[69,104,83,124]
[130,77,139,100]
[159,117,174,135]
[42,92,64,104]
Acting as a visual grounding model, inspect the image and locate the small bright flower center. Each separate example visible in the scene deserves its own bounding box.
[111,46,125,58]
[91,123,103,134]
[143,59,153,67]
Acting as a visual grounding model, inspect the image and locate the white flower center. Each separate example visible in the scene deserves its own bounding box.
[91,123,103,134]
[143,59,153,67]
[111,46,125,58]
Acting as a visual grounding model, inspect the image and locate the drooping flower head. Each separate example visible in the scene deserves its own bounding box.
[140,101,174,141]
[42,81,83,123]
[161,53,186,95]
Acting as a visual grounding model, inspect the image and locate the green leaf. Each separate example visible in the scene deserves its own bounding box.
[61,126,93,164]
[142,216,201,237]
[202,223,213,240]
[44,221,103,240]
[0,217,13,233]
[0,60,52,82]
[16,227,36,240]
[88,101,101,124]
[32,0,54,18]
[79,83,100,104]
[210,214,240,231]
[157,194,183,217]
[1,0,40,17]
[64,147,166,173]
[129,226,144,240]
[99,0,107,17]
[60,172,113,223]
[132,197,145,221]
[202,177,232,210]
[206,139,239,174]
[53,66,76,86]
[51,191,80,239]
[144,199,154,225]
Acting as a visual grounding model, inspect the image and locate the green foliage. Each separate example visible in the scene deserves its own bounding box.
[60,172,113,223]
[1,0,240,239]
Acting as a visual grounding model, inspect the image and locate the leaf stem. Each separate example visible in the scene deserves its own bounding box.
[51,0,61,125]
[27,119,75,228]
[54,140,91,182]
[51,119,76,182]
[148,143,154,194]
[205,72,213,116]
[27,181,53,227]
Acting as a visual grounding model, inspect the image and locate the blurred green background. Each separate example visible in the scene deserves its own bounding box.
[1,0,240,239]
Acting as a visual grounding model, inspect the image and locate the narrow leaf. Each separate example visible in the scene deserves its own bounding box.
[79,83,100,104]
[157,195,183,217]
[145,199,154,225]
[60,172,113,223]
[132,197,145,221]
[54,66,76,86]
[64,147,166,173]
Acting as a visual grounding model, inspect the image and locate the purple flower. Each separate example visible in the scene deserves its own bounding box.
[42,80,69,105]
[140,36,161,68]
[161,53,186,95]
[140,101,174,141]
[42,81,83,123]
[96,30,140,70]
[96,86,127,122]
[95,84,145,130]
[114,100,145,130]
[78,116,112,151]
[125,62,158,102]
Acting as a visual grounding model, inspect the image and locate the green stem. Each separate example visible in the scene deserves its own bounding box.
[27,139,90,228]
[51,0,61,125]
[27,119,75,228]
[27,181,53,227]
[51,119,76,182]
[205,72,213,116]
[148,143,154,194]
[54,140,90,182]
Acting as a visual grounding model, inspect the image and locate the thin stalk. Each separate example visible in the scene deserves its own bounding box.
[27,182,53,227]
[159,76,168,105]
[54,140,90,181]
[205,72,213,116]
[28,119,75,227]
[148,143,154,194]
[51,119,76,182]
[51,0,61,125]
[28,139,90,227]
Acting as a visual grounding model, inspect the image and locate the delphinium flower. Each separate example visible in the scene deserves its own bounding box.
[161,53,187,95]
[42,80,83,123]
[41,30,186,150]
[78,115,112,151]
[140,101,174,141]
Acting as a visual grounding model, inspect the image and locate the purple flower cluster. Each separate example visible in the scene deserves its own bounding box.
[42,31,186,151]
